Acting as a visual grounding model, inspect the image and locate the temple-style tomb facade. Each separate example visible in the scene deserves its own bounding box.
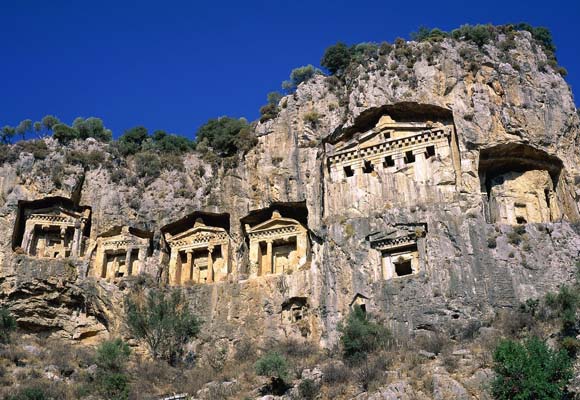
[13,197,91,259]
[93,226,152,279]
[327,115,455,182]
[368,224,426,280]
[162,213,231,286]
[246,210,309,277]
[478,143,568,225]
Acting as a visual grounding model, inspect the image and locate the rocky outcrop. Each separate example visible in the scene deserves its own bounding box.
[0,30,579,363]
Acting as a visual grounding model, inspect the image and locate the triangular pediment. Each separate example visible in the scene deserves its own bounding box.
[248,217,303,233]
[169,225,227,241]
[27,205,82,220]
[333,115,432,154]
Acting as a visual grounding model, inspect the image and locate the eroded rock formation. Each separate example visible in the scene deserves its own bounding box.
[1,31,579,360]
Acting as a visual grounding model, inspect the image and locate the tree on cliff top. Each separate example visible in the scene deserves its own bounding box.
[195,116,256,157]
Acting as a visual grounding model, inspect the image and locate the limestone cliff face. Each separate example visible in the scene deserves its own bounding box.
[0,30,579,354]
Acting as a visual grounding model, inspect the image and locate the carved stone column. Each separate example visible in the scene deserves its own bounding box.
[207,246,214,283]
[125,248,133,276]
[413,149,427,183]
[137,247,147,274]
[185,250,193,282]
[249,239,259,278]
[264,240,273,275]
[222,240,231,276]
[95,243,107,278]
[168,249,180,286]
[393,153,405,169]
[22,221,35,255]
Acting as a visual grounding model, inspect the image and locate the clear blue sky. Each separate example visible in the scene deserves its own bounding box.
[1,0,578,139]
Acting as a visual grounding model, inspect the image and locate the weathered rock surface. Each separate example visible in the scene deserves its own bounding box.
[0,30,579,399]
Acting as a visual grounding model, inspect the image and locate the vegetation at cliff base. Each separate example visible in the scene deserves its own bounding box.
[339,305,391,363]
[255,351,291,395]
[95,339,131,400]
[125,289,201,366]
[0,307,16,344]
[492,337,572,400]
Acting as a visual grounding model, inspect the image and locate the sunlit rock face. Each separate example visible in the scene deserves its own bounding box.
[0,30,580,353]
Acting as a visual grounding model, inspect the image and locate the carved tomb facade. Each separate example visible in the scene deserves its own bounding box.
[18,200,91,259]
[163,217,231,285]
[246,211,309,277]
[93,226,151,279]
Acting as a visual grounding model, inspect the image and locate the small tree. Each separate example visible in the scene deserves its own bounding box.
[118,126,149,155]
[0,307,17,343]
[339,305,390,363]
[96,338,131,372]
[72,117,112,142]
[255,351,290,395]
[282,65,321,92]
[321,42,352,74]
[52,123,80,144]
[95,339,131,400]
[492,337,572,400]
[125,289,201,366]
[195,117,251,157]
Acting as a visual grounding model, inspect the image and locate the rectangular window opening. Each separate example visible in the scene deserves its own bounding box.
[362,160,374,174]
[404,151,415,164]
[394,260,413,276]
[426,145,436,159]
[383,155,395,168]
[343,165,354,177]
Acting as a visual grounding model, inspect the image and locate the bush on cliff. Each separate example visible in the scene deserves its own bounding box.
[338,305,390,363]
[195,116,256,157]
[95,339,131,400]
[0,308,16,344]
[492,337,572,400]
[321,42,352,74]
[125,289,201,366]
[255,351,291,395]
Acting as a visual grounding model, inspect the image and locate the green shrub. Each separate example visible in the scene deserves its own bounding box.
[52,123,80,144]
[5,387,47,400]
[72,117,112,142]
[118,126,149,156]
[298,378,319,400]
[338,305,390,363]
[255,351,289,382]
[560,336,580,357]
[411,26,449,42]
[303,111,321,127]
[98,372,130,400]
[321,42,352,74]
[0,307,16,344]
[15,140,49,160]
[149,130,195,154]
[195,117,255,157]
[546,285,579,336]
[259,103,278,123]
[255,351,291,394]
[134,151,162,179]
[96,339,131,372]
[451,24,494,47]
[492,337,572,400]
[125,289,201,366]
[65,149,106,169]
[282,64,321,91]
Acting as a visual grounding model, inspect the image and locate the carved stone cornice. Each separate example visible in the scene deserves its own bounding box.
[248,225,300,241]
[328,127,450,167]
[168,231,229,249]
[370,235,416,252]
